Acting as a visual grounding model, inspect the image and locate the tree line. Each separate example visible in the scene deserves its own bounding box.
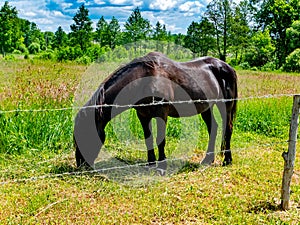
[0,0,300,71]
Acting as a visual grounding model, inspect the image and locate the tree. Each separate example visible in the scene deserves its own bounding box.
[153,21,168,52]
[44,31,54,50]
[124,7,151,44]
[95,16,109,47]
[108,17,121,49]
[254,0,300,67]
[95,16,121,49]
[229,1,251,64]
[286,20,300,54]
[244,30,275,67]
[0,1,18,56]
[174,33,185,47]
[185,18,215,57]
[53,26,67,49]
[205,0,234,61]
[24,22,44,49]
[184,22,201,57]
[70,4,93,52]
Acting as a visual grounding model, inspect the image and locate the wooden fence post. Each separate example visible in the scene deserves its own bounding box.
[281,95,300,210]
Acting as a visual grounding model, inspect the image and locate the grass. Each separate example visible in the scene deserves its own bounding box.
[0,59,300,224]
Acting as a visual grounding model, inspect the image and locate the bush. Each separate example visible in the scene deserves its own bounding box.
[261,61,276,71]
[86,45,110,61]
[17,43,29,54]
[4,54,16,61]
[283,48,300,72]
[56,46,83,61]
[28,42,41,54]
[111,46,128,60]
[36,50,56,60]
[75,55,92,65]
[238,62,251,70]
[12,50,22,55]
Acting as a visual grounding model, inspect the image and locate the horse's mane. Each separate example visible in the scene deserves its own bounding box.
[102,52,164,90]
[91,52,162,109]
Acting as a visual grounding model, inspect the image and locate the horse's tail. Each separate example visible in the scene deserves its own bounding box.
[211,60,238,120]
[230,69,238,121]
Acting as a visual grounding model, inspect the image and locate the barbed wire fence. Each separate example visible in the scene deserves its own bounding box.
[0,93,299,187]
[0,93,298,114]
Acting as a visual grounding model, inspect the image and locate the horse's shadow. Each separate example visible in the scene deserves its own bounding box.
[50,154,200,184]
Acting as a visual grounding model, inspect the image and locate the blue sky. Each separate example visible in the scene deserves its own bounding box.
[6,0,211,34]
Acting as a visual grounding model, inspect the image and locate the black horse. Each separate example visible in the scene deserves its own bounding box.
[74,52,237,169]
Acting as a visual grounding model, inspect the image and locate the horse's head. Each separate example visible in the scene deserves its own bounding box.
[73,106,106,169]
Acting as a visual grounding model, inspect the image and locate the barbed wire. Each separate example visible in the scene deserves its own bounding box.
[0,139,290,185]
[0,93,299,114]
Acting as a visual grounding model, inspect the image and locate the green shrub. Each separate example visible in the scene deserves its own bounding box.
[56,46,83,61]
[239,62,251,70]
[28,42,41,54]
[75,55,92,65]
[17,43,29,54]
[12,50,22,55]
[36,50,56,60]
[4,54,16,61]
[283,48,300,72]
[261,61,276,71]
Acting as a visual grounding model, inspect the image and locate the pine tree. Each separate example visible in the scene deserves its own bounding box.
[70,4,93,52]
[95,16,109,47]
[108,16,121,49]
[53,26,67,49]
[124,7,151,43]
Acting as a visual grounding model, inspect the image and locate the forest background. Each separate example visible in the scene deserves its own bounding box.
[0,0,300,71]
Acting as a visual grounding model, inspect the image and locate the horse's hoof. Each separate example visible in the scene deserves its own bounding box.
[200,156,214,165]
[145,161,156,170]
[77,162,94,171]
[222,160,232,166]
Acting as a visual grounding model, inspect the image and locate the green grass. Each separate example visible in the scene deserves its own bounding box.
[0,59,300,224]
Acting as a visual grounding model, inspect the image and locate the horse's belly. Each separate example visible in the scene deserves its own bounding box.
[168,102,210,117]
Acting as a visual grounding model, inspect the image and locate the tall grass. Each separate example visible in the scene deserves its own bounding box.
[0,108,73,154]
[0,60,299,157]
[235,97,292,138]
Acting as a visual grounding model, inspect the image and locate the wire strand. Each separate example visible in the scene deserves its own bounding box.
[0,93,299,114]
[0,140,290,185]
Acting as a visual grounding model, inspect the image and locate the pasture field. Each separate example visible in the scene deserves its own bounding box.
[0,59,300,224]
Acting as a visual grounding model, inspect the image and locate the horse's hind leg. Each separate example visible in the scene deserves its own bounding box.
[200,107,218,165]
[222,111,233,166]
[137,112,156,164]
[218,102,233,166]
[155,116,167,174]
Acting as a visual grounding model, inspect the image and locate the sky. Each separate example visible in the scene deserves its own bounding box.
[5,0,211,34]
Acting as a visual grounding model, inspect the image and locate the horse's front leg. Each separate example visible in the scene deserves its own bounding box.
[137,112,156,165]
[200,108,218,165]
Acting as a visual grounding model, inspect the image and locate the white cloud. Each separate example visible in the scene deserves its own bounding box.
[52,10,65,17]
[109,0,129,4]
[179,1,203,12]
[94,0,106,4]
[23,11,37,17]
[149,0,177,11]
